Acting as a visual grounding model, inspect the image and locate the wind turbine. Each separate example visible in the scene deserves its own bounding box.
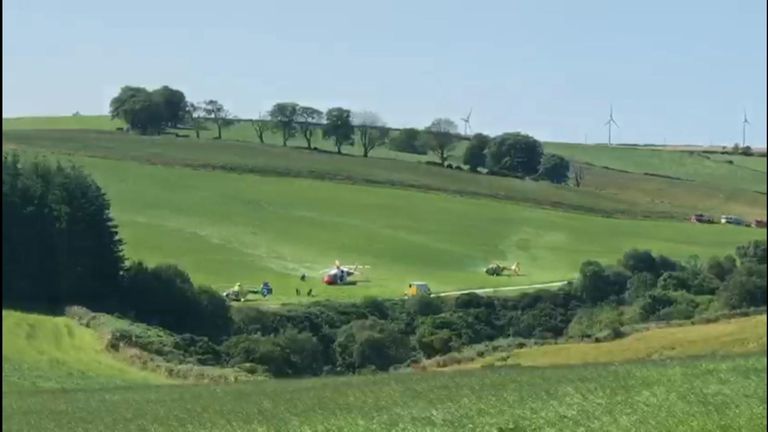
[460,108,473,136]
[605,105,619,145]
[742,110,750,147]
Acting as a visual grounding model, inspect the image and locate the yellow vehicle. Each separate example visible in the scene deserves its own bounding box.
[405,282,432,297]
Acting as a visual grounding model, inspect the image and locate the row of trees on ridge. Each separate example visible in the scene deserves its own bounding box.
[108,85,576,185]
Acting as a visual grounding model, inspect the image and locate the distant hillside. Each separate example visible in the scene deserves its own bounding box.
[5,115,765,192]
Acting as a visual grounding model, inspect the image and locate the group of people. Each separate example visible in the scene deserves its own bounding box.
[223,281,273,302]
[224,273,313,302]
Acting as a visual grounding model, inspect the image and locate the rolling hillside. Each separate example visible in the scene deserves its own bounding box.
[436,314,767,370]
[4,128,766,221]
[3,119,766,301]
[4,351,764,431]
[2,151,763,300]
[5,115,765,192]
[1,310,167,391]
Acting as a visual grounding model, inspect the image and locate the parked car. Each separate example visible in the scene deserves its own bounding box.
[753,219,767,229]
[721,215,746,225]
[690,213,714,223]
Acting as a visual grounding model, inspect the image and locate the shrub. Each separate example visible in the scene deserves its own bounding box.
[656,271,693,292]
[406,294,444,317]
[625,272,658,302]
[388,128,426,154]
[573,261,630,304]
[334,318,413,372]
[415,314,469,357]
[689,272,721,296]
[636,291,677,320]
[619,249,658,275]
[736,240,767,266]
[566,305,623,339]
[536,154,570,184]
[121,262,232,339]
[717,264,767,310]
[221,329,323,377]
[705,255,738,281]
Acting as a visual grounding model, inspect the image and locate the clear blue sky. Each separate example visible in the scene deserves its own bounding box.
[3,0,766,146]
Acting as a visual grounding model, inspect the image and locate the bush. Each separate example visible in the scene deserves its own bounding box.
[453,292,493,310]
[625,272,658,302]
[121,262,232,339]
[619,249,658,275]
[689,272,721,296]
[656,255,680,274]
[415,314,470,357]
[705,255,738,281]
[653,292,700,321]
[334,318,413,372]
[717,264,767,310]
[388,128,426,154]
[573,261,630,304]
[636,291,677,320]
[566,305,623,339]
[656,271,693,292]
[406,294,444,317]
[509,301,575,339]
[736,240,767,266]
[221,329,323,377]
[536,154,570,184]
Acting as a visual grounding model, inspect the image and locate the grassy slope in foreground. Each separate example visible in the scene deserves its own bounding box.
[1,310,167,390]
[22,154,766,301]
[446,314,767,370]
[4,354,765,432]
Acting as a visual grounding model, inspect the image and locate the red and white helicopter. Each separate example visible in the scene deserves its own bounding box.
[321,260,370,285]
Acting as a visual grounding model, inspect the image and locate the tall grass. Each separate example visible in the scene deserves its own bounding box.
[3,354,765,431]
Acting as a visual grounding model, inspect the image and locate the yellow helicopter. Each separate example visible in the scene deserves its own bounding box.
[484,262,520,276]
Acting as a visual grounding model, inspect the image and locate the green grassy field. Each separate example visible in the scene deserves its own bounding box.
[3,351,764,431]
[1,310,168,391]
[5,152,762,301]
[545,141,767,193]
[4,128,766,221]
[5,116,766,190]
[2,118,766,301]
[444,314,767,370]
[2,115,442,163]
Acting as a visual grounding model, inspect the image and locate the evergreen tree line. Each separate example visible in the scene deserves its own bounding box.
[2,153,231,339]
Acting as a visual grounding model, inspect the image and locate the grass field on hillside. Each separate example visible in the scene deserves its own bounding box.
[4,129,766,220]
[3,152,762,301]
[2,115,445,163]
[1,311,167,391]
[545,141,767,193]
[446,314,767,370]
[4,353,765,431]
[707,153,768,172]
[6,116,765,192]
